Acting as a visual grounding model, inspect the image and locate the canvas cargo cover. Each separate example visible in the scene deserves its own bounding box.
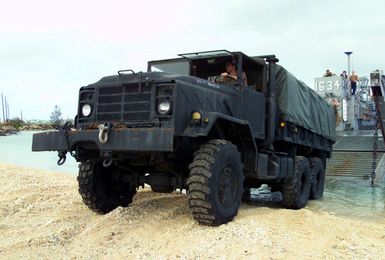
[275,65,336,141]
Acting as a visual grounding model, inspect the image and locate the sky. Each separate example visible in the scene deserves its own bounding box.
[1,0,385,120]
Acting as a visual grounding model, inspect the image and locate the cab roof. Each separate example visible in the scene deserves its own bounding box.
[178,49,268,67]
[147,50,272,68]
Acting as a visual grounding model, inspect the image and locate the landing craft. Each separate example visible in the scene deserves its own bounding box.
[315,70,385,184]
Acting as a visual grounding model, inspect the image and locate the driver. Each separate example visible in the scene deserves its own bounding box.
[221,61,248,86]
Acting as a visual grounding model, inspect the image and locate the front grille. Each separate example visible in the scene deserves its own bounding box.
[96,84,151,122]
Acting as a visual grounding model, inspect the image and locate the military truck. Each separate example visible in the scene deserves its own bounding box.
[32,50,335,226]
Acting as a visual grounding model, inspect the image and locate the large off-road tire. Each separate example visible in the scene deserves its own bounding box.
[187,139,244,226]
[309,157,325,200]
[77,161,136,214]
[282,156,311,209]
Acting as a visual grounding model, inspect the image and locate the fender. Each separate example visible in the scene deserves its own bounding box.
[181,112,258,173]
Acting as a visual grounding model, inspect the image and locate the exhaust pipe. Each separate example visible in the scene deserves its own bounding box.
[263,56,279,149]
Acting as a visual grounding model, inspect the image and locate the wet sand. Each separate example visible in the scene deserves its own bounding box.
[0,163,384,259]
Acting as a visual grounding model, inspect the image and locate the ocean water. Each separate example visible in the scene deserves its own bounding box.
[248,177,385,223]
[0,131,79,174]
[315,176,385,222]
[1,131,384,222]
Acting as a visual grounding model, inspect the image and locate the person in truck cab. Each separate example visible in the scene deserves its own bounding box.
[221,61,248,86]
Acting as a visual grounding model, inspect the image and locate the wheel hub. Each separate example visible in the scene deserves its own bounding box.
[218,163,237,207]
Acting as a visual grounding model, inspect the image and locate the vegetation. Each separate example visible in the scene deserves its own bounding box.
[50,105,63,127]
[9,118,24,129]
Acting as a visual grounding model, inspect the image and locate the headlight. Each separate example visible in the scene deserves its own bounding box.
[157,100,172,115]
[81,104,92,117]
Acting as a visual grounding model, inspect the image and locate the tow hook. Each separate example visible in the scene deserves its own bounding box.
[56,121,72,166]
[57,151,67,166]
[98,122,112,144]
[102,151,113,168]
[103,158,113,167]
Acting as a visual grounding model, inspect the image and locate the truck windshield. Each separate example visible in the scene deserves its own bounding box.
[149,60,190,75]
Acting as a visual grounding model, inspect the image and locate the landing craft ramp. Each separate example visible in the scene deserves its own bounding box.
[333,134,385,152]
[326,132,385,178]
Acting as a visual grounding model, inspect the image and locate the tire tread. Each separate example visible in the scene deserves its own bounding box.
[187,139,243,226]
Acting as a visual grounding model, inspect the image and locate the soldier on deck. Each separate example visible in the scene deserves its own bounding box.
[324,69,333,77]
[350,71,359,95]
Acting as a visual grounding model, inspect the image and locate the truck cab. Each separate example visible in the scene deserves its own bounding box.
[148,50,267,91]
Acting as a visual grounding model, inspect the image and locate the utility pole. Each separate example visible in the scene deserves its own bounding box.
[4,96,8,122]
[1,93,4,123]
[7,102,10,121]
[4,97,10,122]
[20,110,23,121]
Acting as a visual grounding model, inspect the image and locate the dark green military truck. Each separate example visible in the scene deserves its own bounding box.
[32,50,335,226]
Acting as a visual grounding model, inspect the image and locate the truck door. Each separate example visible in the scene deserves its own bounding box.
[239,88,265,140]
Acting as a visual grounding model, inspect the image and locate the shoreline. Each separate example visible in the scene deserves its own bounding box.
[0,123,52,136]
[0,129,19,136]
[0,162,384,259]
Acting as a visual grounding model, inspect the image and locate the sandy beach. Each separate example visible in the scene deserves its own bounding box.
[0,162,384,259]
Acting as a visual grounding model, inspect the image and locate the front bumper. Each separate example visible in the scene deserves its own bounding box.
[32,128,174,152]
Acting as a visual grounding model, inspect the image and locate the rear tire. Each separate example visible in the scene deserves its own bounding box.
[77,161,136,214]
[309,157,325,200]
[187,139,244,226]
[282,156,311,209]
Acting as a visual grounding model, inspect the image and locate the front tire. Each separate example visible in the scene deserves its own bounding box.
[187,139,244,226]
[77,161,136,214]
[282,156,311,209]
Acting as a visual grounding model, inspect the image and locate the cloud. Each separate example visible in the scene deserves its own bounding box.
[1,0,385,119]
